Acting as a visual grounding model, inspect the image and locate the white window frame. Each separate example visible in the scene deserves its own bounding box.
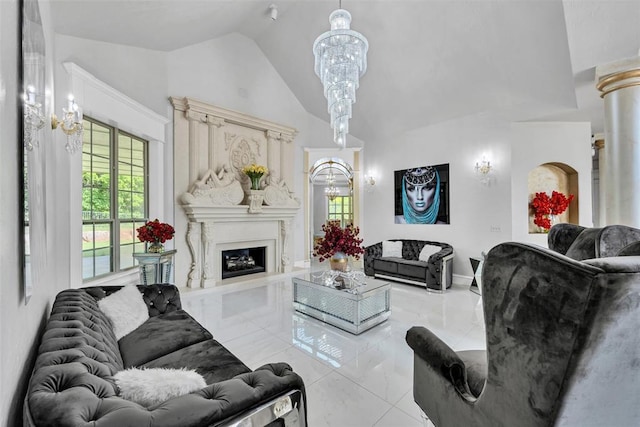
[64,62,170,287]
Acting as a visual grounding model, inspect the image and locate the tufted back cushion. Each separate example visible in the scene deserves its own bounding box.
[27,289,124,425]
[84,284,182,317]
[401,240,448,261]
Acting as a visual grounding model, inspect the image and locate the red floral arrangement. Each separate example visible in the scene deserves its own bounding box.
[313,221,365,261]
[530,191,574,231]
[136,219,175,243]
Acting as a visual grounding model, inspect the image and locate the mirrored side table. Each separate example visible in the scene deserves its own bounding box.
[133,250,177,285]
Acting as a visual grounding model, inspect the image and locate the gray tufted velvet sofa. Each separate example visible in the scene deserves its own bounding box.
[364,239,454,291]
[405,226,640,427]
[24,284,307,427]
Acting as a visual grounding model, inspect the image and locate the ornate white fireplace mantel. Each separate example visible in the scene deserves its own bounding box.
[181,204,298,288]
[171,97,300,288]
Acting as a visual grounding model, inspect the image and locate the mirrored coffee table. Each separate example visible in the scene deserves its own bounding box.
[292,271,391,335]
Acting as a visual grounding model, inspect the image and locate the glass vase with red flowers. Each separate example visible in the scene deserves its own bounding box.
[530,191,574,233]
[136,219,175,253]
[313,220,365,271]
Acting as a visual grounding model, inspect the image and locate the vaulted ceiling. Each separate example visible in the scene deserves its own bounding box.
[49,0,640,143]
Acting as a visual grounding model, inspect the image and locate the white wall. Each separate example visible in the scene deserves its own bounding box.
[362,113,513,278]
[511,122,593,246]
[362,116,593,279]
[54,35,168,117]
[0,0,71,424]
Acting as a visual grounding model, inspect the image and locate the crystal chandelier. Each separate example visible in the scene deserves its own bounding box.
[313,3,368,148]
[324,169,340,200]
[325,184,340,201]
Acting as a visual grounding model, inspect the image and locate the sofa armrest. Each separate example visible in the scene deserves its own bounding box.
[28,362,306,427]
[83,284,182,316]
[429,245,453,262]
[406,326,475,400]
[425,245,454,290]
[364,242,383,276]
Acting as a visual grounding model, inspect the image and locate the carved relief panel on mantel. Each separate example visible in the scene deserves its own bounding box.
[171,97,300,288]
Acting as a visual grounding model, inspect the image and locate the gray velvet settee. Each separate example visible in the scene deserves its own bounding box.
[405,226,640,427]
[364,239,454,291]
[24,284,307,427]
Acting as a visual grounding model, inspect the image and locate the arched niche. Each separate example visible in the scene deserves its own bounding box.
[528,162,579,233]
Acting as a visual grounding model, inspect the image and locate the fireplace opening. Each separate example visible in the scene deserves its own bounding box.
[221,246,266,279]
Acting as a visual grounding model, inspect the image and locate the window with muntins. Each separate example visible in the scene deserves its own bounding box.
[328,196,352,227]
[82,117,148,280]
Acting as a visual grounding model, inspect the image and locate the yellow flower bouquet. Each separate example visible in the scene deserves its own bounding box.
[242,163,269,190]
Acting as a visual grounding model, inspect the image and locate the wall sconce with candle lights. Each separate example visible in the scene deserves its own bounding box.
[475,157,493,185]
[51,94,83,153]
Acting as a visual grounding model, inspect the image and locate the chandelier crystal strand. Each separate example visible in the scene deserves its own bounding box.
[23,85,46,150]
[313,8,368,147]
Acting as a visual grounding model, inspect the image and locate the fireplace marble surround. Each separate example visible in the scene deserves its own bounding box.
[171,97,300,288]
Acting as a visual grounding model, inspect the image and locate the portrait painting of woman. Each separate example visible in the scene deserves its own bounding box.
[394,164,449,224]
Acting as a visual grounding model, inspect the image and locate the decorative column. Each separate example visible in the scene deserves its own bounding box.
[594,138,606,227]
[186,109,207,185]
[280,132,295,190]
[596,57,640,227]
[280,219,292,272]
[207,117,225,172]
[201,221,216,287]
[185,222,201,288]
[266,130,281,183]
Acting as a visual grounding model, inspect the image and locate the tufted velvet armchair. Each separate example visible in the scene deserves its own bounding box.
[548,223,640,260]
[406,240,640,427]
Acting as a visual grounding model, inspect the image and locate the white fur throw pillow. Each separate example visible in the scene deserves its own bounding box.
[114,367,206,407]
[419,244,442,262]
[98,285,149,340]
[382,240,403,258]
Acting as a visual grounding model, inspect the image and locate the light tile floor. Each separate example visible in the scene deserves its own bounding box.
[181,272,486,427]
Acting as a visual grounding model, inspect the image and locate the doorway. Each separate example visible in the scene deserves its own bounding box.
[303,149,363,264]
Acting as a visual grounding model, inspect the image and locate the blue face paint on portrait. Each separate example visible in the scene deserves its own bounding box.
[401,167,440,224]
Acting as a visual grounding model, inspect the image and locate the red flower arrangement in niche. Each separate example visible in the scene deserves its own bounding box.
[530,191,574,232]
[136,219,175,244]
[313,221,365,261]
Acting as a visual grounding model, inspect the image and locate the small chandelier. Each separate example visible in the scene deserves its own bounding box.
[51,94,83,153]
[325,184,340,201]
[325,168,340,200]
[313,2,368,148]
